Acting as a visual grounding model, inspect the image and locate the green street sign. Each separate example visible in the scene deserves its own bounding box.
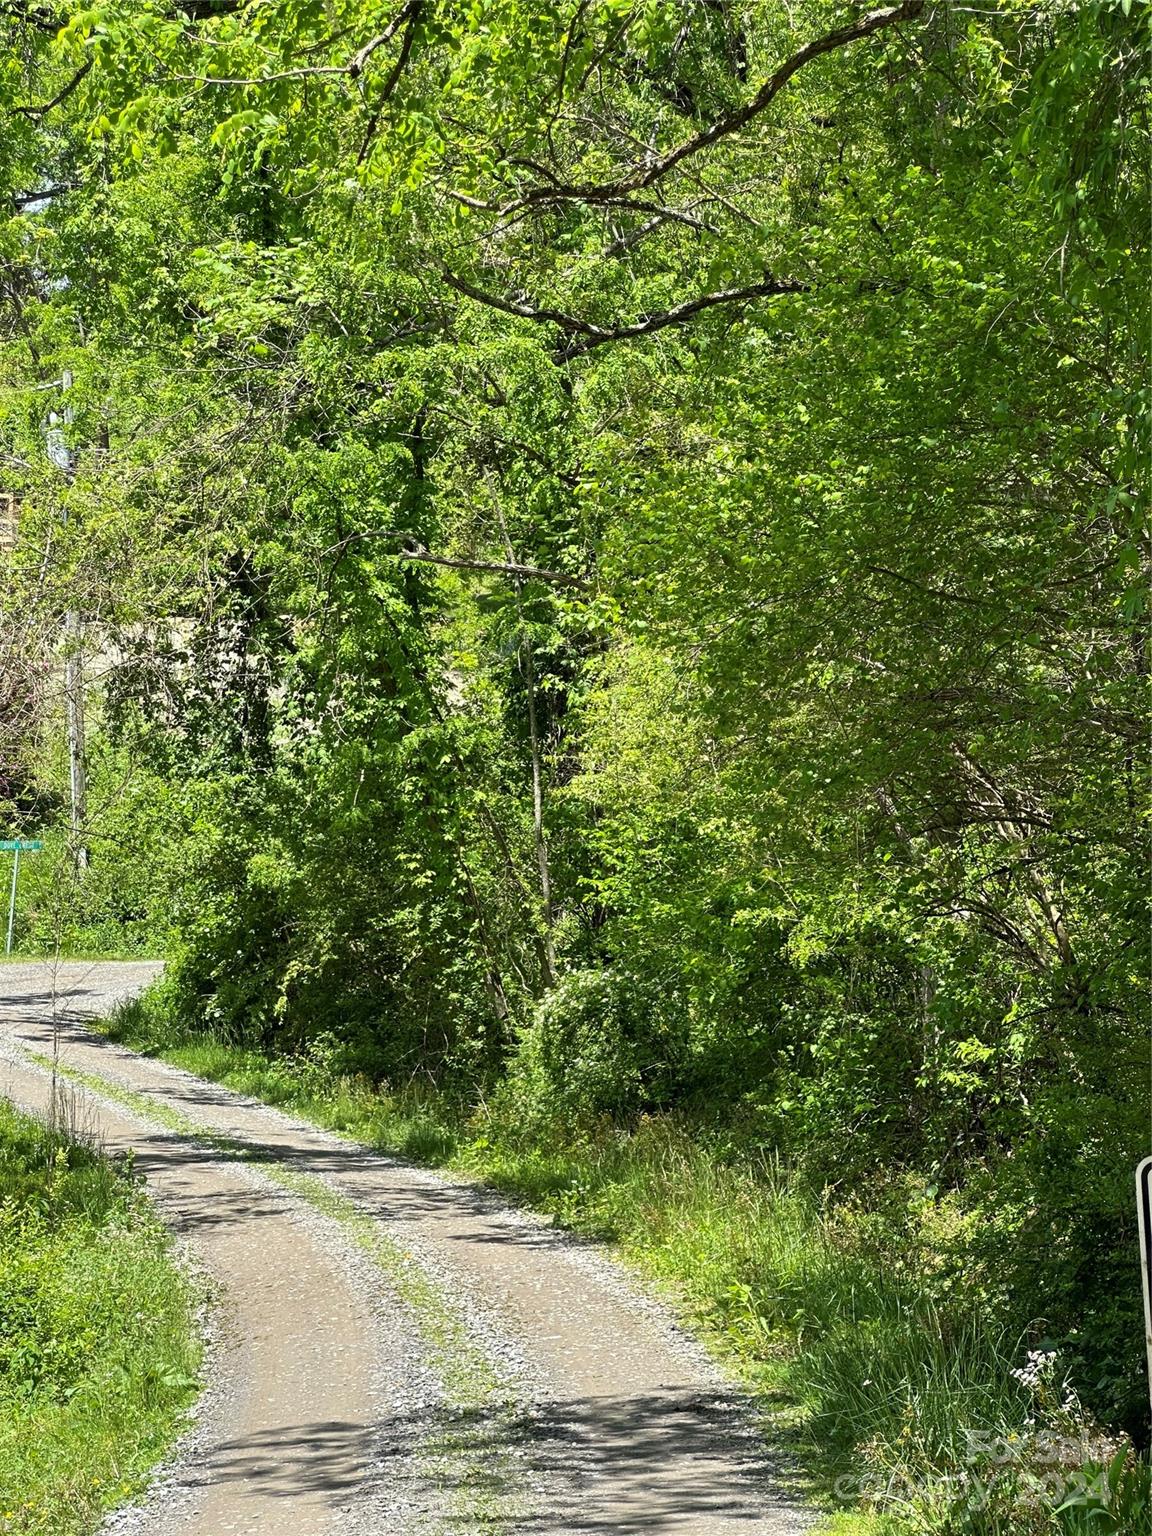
[4,839,41,954]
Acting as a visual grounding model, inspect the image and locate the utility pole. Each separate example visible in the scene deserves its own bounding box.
[63,612,87,870]
[45,371,87,870]
[489,481,557,991]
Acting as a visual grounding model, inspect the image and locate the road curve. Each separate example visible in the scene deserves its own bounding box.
[0,961,811,1536]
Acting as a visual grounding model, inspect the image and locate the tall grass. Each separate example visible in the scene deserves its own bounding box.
[102,999,1150,1536]
[0,1095,200,1535]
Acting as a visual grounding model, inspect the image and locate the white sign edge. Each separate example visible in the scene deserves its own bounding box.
[1138,1155,1152,1421]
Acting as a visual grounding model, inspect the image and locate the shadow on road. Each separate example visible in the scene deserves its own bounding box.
[176,1390,807,1531]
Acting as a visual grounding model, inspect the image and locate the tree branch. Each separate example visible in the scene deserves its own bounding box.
[10,184,78,209]
[347,3,420,78]
[0,2,59,36]
[322,528,588,588]
[441,265,807,357]
[495,1,923,214]
[599,201,719,260]
[864,563,998,609]
[11,59,92,118]
[438,267,610,339]
[560,277,807,357]
[399,548,589,588]
[357,0,422,164]
[172,1,419,86]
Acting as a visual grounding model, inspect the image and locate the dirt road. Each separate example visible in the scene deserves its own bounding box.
[0,962,811,1536]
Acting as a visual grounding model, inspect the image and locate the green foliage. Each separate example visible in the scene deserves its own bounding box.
[506,966,691,1120]
[0,1099,199,1535]
[1,1,1148,1526]
[8,755,189,958]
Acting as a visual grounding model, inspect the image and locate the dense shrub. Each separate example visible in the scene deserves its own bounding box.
[505,968,691,1124]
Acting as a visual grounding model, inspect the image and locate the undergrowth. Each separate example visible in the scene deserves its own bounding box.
[0,1094,200,1536]
[101,995,1150,1536]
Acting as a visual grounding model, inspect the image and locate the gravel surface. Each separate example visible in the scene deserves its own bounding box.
[0,961,813,1535]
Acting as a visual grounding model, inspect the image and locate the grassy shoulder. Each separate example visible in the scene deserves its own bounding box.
[100,995,1150,1536]
[0,954,158,966]
[0,1096,200,1536]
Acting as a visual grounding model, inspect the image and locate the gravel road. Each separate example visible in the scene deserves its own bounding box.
[0,961,811,1536]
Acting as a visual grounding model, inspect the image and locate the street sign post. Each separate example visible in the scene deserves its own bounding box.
[2,840,43,955]
[1139,1157,1152,1421]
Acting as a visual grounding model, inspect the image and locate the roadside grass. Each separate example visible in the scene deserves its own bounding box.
[100,996,1151,1536]
[0,954,161,966]
[0,1095,200,1536]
